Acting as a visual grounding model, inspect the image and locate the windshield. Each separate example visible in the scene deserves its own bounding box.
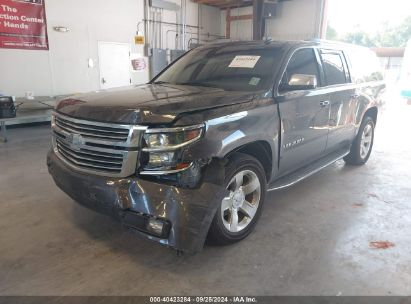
[154,45,282,91]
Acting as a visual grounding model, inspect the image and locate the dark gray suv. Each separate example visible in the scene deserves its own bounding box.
[47,40,385,253]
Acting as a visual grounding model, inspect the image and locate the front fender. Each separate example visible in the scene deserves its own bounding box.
[181,100,280,180]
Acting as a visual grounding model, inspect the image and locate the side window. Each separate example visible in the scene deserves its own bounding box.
[345,49,383,83]
[321,52,347,85]
[281,48,321,87]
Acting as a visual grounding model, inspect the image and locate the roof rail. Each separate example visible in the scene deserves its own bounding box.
[305,38,369,48]
[305,38,343,44]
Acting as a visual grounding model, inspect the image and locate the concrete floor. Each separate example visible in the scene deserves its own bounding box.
[1,101,410,296]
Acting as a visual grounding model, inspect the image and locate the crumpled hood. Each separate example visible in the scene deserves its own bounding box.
[56,84,256,125]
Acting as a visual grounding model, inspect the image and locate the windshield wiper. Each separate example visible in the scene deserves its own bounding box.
[177,82,217,88]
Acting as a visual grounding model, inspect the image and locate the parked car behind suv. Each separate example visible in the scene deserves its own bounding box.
[47,40,385,253]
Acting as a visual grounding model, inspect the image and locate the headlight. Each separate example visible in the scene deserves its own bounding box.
[140,124,204,174]
[147,152,177,168]
[143,125,203,151]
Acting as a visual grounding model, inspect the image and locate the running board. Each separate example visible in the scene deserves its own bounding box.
[267,149,350,191]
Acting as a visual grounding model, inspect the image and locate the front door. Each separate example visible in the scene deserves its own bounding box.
[277,48,330,176]
[98,42,132,89]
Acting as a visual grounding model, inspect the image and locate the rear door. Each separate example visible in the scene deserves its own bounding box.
[319,50,357,152]
[277,47,330,176]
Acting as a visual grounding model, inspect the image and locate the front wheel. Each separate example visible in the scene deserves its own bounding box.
[207,153,266,245]
[344,116,375,165]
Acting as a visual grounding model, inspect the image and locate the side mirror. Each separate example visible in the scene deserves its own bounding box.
[280,74,317,92]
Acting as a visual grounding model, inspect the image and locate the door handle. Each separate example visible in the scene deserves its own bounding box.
[319,100,330,107]
[101,77,106,84]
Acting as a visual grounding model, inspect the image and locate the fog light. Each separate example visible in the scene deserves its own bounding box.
[146,218,165,236]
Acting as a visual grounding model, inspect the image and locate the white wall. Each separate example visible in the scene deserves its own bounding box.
[0,0,325,97]
[199,4,223,43]
[0,0,220,97]
[265,0,324,40]
[220,0,324,41]
[220,7,253,41]
[158,2,221,50]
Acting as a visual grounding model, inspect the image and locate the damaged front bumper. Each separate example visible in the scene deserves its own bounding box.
[47,149,227,253]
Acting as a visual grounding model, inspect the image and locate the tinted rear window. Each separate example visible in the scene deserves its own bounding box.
[345,48,383,83]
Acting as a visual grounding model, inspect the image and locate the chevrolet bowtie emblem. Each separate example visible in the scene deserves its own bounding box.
[67,133,84,148]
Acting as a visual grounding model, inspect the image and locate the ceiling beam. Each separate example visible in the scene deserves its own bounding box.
[192,0,253,9]
[253,0,264,40]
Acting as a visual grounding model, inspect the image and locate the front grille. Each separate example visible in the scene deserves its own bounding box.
[54,114,130,142]
[51,112,147,177]
[56,138,123,173]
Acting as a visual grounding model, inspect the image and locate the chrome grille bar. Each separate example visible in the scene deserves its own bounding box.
[54,114,130,141]
[56,120,129,141]
[56,140,123,166]
[55,116,130,134]
[51,112,147,177]
[57,147,122,172]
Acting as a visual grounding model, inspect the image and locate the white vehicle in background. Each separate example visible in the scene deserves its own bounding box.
[400,39,411,103]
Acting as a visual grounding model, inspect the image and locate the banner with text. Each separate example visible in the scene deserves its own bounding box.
[0,0,48,50]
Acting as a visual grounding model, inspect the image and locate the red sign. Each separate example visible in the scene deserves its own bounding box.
[0,0,48,50]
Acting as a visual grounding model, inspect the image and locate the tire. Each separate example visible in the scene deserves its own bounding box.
[344,116,375,165]
[207,153,267,245]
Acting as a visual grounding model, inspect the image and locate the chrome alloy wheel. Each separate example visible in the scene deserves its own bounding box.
[360,123,373,159]
[221,170,261,233]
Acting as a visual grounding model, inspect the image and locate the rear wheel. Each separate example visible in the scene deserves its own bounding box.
[207,153,266,245]
[344,116,375,165]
